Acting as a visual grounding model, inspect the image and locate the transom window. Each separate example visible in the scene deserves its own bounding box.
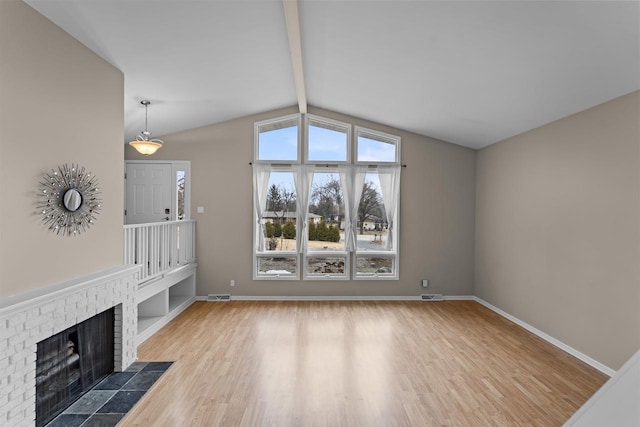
[255,114,300,163]
[306,115,351,163]
[356,127,401,164]
[253,114,401,280]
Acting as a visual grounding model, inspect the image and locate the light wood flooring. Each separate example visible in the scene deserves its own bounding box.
[122,301,608,426]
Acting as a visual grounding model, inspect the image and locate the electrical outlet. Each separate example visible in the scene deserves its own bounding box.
[230,280,235,287]
[421,279,429,288]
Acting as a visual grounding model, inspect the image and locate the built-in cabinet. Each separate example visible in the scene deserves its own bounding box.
[136,264,197,344]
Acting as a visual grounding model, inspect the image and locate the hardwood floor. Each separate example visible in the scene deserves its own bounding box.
[122,301,608,426]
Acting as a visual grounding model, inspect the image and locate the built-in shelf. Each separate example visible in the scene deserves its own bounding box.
[137,316,165,335]
[169,295,191,313]
[136,264,197,344]
[168,278,194,312]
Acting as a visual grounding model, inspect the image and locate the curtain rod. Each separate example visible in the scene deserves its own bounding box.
[249,162,406,168]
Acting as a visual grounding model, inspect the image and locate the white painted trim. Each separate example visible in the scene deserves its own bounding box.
[473,297,615,377]
[232,295,420,301]
[196,295,474,302]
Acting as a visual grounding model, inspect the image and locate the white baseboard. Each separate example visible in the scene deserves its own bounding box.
[473,297,615,377]
[196,295,476,302]
[210,295,421,301]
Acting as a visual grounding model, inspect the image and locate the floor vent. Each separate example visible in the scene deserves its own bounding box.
[207,294,231,301]
[421,294,444,301]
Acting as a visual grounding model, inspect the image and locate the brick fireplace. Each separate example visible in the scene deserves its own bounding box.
[0,266,141,427]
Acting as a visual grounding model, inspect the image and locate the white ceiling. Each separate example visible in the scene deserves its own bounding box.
[25,0,640,149]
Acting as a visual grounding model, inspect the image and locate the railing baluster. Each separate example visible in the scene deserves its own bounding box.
[146,226,156,276]
[152,224,159,276]
[177,224,183,265]
[162,224,172,269]
[123,229,130,264]
[143,227,149,279]
[172,224,178,266]
[124,220,196,282]
[191,222,196,262]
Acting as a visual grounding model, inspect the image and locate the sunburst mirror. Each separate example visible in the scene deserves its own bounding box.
[38,164,102,236]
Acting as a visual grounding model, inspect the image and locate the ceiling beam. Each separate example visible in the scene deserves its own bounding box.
[282,0,307,115]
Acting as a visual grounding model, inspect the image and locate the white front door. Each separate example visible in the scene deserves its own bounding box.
[125,163,173,224]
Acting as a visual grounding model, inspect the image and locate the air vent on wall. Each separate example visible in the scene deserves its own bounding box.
[207,294,231,301]
[421,294,444,301]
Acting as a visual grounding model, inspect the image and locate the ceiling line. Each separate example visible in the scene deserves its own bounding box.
[282,0,307,115]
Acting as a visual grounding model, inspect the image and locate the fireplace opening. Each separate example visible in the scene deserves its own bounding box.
[36,308,115,427]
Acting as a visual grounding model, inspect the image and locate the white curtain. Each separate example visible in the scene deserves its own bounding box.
[339,165,367,252]
[252,164,271,251]
[378,165,401,251]
[292,164,314,253]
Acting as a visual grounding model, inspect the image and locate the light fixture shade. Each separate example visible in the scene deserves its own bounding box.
[129,99,163,155]
[129,139,163,155]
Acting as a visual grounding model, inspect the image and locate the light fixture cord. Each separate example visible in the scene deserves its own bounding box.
[144,102,149,133]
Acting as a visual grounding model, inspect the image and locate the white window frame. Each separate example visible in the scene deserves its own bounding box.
[352,163,401,281]
[254,113,302,164]
[304,254,350,280]
[305,114,352,165]
[354,126,401,165]
[253,163,300,280]
[353,254,397,280]
[302,165,350,280]
[255,254,299,280]
[253,115,401,281]
[173,161,191,221]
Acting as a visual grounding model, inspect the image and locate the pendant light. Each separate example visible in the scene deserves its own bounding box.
[129,100,163,155]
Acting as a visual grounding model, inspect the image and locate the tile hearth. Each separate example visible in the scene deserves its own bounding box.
[46,362,173,427]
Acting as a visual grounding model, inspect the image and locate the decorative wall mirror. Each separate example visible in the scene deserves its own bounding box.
[38,164,102,236]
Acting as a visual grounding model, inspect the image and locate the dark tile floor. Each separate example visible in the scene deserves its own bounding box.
[46,361,173,427]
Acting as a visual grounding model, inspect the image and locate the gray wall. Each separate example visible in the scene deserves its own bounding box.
[126,106,477,298]
[0,0,124,297]
[475,91,640,370]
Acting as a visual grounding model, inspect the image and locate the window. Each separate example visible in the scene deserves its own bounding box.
[176,170,186,220]
[353,167,400,279]
[253,115,401,280]
[253,167,299,279]
[355,127,400,164]
[255,114,300,163]
[306,115,351,163]
[305,170,348,279]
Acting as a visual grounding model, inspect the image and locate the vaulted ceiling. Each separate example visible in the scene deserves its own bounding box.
[25,0,639,149]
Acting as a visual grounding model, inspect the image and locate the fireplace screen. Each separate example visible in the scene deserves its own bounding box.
[36,308,114,427]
